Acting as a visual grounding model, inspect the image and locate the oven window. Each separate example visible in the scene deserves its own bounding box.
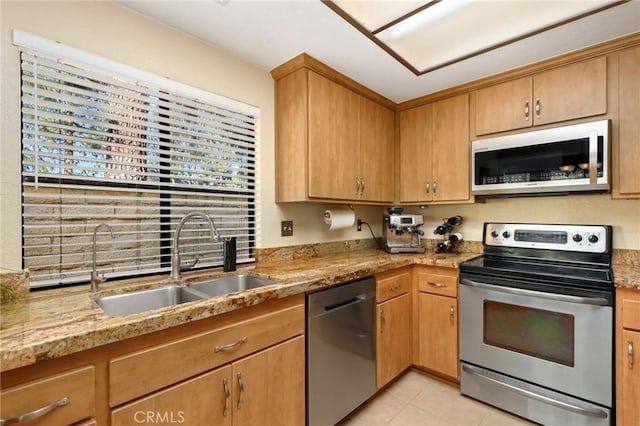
[483,301,575,367]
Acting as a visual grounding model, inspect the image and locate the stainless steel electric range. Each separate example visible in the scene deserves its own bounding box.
[459,222,614,426]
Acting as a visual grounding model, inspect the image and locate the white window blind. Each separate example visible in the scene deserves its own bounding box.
[18,34,259,288]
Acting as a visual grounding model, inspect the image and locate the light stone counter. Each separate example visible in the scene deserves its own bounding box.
[0,249,477,373]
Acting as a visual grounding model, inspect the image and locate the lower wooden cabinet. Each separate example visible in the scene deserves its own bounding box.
[375,267,413,389]
[415,267,459,380]
[417,292,458,379]
[111,336,305,426]
[377,293,412,388]
[616,288,640,426]
[0,365,95,426]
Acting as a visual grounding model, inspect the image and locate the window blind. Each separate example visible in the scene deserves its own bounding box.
[19,39,259,288]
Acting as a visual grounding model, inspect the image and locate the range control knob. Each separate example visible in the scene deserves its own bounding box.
[573,234,583,243]
[588,234,599,244]
[502,231,511,239]
[491,230,499,238]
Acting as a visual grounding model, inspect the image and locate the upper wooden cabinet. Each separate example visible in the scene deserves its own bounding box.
[473,56,607,136]
[399,93,471,204]
[614,45,640,198]
[274,66,394,204]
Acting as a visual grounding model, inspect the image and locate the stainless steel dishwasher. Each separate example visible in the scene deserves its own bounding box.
[306,277,377,426]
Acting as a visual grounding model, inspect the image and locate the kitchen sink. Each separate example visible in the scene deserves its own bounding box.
[95,275,279,316]
[95,285,206,317]
[187,274,278,298]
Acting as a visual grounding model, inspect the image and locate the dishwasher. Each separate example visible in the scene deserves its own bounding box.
[306,277,377,426]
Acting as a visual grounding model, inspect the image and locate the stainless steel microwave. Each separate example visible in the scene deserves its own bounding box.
[471,120,610,197]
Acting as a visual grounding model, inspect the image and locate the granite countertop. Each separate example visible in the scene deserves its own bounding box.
[1,249,638,374]
[0,250,477,373]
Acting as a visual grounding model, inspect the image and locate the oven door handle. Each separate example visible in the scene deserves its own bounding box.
[460,279,610,306]
[461,364,609,419]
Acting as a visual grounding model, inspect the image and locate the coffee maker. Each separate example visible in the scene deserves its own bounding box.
[382,208,426,254]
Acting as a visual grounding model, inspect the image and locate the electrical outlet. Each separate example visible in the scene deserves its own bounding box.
[281,220,293,237]
[357,219,363,231]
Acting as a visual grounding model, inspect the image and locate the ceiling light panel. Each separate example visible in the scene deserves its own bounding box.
[327,0,625,74]
[377,0,617,72]
[334,0,432,32]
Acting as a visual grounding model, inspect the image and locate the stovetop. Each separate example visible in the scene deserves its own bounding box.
[459,222,614,295]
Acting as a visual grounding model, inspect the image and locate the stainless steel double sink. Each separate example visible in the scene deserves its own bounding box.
[95,274,277,316]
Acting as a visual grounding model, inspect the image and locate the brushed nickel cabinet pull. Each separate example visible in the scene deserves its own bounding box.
[427,281,446,288]
[214,336,248,353]
[524,100,530,120]
[355,177,360,195]
[433,180,437,195]
[223,377,230,417]
[425,182,430,194]
[535,97,541,119]
[388,284,400,291]
[360,177,366,196]
[0,397,69,425]
[629,340,634,370]
[237,372,244,410]
[449,305,455,326]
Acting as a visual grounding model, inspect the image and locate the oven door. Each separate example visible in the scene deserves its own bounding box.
[459,277,612,408]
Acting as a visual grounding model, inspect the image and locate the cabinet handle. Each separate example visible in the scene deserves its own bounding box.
[629,340,634,370]
[524,100,530,120]
[237,372,244,410]
[427,281,446,288]
[222,377,230,417]
[535,97,541,119]
[0,396,69,425]
[433,180,437,195]
[355,177,361,195]
[214,336,248,353]
[425,182,430,194]
[449,305,455,326]
[388,284,400,292]
[380,308,386,333]
[360,177,365,196]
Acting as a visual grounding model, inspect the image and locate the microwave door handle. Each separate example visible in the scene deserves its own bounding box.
[589,130,598,185]
[459,279,610,306]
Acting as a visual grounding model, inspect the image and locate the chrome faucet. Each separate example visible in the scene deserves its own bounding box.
[171,212,220,280]
[90,223,116,292]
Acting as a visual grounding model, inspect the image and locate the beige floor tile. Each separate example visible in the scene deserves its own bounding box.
[341,369,537,426]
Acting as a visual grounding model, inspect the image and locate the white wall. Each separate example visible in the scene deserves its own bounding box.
[1,1,638,271]
[405,194,640,250]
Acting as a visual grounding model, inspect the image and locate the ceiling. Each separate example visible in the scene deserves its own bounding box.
[119,0,640,103]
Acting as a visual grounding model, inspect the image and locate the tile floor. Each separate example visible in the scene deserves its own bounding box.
[338,369,536,426]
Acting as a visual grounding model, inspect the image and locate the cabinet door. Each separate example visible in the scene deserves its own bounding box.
[474,76,533,135]
[308,71,360,200]
[377,293,412,388]
[616,46,640,198]
[359,97,395,202]
[417,292,458,379]
[111,365,232,426]
[619,330,640,426]
[533,56,607,126]
[232,336,305,426]
[432,93,470,202]
[399,103,433,202]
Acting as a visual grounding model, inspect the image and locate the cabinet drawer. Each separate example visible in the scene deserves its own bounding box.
[622,297,640,331]
[0,366,95,426]
[109,303,304,407]
[417,272,457,297]
[376,270,411,302]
